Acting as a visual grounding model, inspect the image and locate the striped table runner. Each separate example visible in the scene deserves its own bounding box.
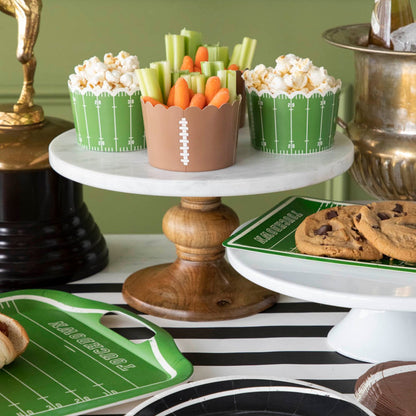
[45,235,372,415]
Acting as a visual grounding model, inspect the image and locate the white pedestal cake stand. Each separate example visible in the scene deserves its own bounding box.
[49,127,353,321]
[226,245,416,363]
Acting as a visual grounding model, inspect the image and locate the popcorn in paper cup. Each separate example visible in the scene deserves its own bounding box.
[68,51,145,152]
[243,54,341,154]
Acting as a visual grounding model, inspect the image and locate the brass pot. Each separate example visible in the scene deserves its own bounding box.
[323,23,416,200]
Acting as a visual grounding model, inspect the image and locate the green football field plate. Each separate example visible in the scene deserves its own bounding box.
[0,289,193,416]
[224,196,416,273]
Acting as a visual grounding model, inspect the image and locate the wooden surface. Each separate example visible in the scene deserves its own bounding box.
[122,197,278,321]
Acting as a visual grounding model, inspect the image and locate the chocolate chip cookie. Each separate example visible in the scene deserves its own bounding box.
[295,205,383,260]
[353,201,416,263]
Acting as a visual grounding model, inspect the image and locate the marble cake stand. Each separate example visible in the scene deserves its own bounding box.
[49,127,353,321]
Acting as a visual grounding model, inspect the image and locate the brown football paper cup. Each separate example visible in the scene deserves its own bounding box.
[141,97,241,172]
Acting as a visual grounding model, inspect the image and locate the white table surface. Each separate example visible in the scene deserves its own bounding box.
[40,234,373,415]
[48,128,354,197]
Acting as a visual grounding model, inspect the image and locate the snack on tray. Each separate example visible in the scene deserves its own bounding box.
[295,205,383,261]
[154,28,256,126]
[136,30,249,172]
[68,51,145,152]
[0,312,29,368]
[243,54,341,154]
[353,201,416,263]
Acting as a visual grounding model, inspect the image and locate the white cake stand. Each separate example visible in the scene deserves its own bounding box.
[49,127,353,321]
[227,244,416,363]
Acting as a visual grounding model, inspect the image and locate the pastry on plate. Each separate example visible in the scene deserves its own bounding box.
[295,205,383,261]
[0,312,29,367]
[353,201,416,263]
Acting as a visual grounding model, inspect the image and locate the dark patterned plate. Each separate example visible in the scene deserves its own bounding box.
[127,376,374,416]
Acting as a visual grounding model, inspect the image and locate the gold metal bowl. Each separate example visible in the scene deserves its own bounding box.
[324,24,416,200]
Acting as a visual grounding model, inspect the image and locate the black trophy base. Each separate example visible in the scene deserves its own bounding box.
[0,167,108,289]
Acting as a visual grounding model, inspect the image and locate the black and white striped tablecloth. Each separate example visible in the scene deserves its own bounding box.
[44,235,372,415]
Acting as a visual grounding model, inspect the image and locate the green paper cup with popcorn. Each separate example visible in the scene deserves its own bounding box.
[243,54,342,154]
[69,86,145,152]
[68,51,145,152]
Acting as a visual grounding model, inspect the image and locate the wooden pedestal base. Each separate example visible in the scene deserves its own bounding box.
[122,197,278,321]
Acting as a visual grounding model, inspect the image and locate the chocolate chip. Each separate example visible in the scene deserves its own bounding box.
[325,210,338,220]
[359,246,363,251]
[392,203,403,214]
[356,213,361,222]
[377,212,390,220]
[314,224,332,236]
[372,225,381,230]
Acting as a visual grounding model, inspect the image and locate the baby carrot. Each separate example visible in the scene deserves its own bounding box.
[189,93,206,109]
[188,87,194,99]
[142,96,168,108]
[174,77,190,109]
[195,46,209,67]
[228,63,239,71]
[204,76,221,104]
[167,85,176,106]
[208,88,230,108]
[193,65,201,73]
[180,55,194,73]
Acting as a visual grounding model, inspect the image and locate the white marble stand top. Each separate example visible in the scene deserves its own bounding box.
[49,127,353,197]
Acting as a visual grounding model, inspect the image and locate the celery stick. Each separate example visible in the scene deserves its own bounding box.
[165,34,174,72]
[213,61,225,72]
[200,61,214,77]
[173,34,185,72]
[165,34,185,71]
[226,70,237,103]
[135,68,163,103]
[180,28,202,59]
[206,44,220,61]
[150,61,171,104]
[206,44,228,65]
[190,73,205,94]
[218,46,229,68]
[172,70,190,84]
[229,43,242,66]
[238,37,257,70]
[217,69,228,88]
[217,70,236,103]
[201,61,225,77]
[180,74,191,86]
[135,68,148,97]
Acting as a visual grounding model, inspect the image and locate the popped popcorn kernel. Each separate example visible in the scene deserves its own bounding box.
[243,54,341,95]
[68,51,140,93]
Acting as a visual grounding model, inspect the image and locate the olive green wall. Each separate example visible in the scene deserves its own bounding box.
[1,0,405,233]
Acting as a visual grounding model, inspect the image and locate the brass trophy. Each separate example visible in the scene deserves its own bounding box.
[323,24,416,200]
[0,0,108,288]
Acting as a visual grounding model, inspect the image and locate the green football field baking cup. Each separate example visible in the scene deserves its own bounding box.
[69,86,145,152]
[246,87,341,154]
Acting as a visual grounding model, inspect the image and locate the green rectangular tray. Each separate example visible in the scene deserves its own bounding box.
[0,289,193,416]
[224,196,416,273]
